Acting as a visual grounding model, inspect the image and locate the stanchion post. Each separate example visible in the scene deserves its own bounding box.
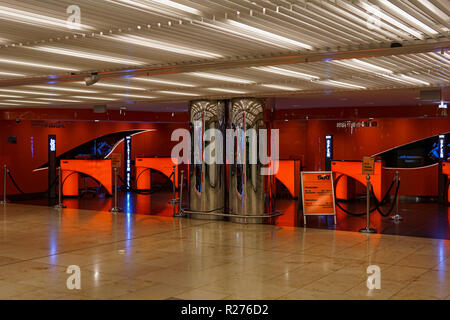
[389,171,403,221]
[54,167,66,210]
[110,167,122,213]
[174,170,184,217]
[168,165,179,205]
[359,175,376,234]
[0,165,8,205]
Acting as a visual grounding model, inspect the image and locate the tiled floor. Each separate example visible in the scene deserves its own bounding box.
[1,203,450,300]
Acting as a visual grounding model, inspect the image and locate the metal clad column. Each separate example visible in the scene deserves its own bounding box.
[188,100,225,219]
[228,98,275,223]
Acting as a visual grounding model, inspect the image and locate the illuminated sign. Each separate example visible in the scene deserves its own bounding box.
[325,135,333,159]
[439,134,445,159]
[125,136,131,191]
[49,137,56,152]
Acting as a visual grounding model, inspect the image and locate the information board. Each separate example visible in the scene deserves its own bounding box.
[362,156,375,175]
[301,171,336,225]
[111,153,121,168]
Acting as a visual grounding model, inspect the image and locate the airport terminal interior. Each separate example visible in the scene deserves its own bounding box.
[0,0,450,301]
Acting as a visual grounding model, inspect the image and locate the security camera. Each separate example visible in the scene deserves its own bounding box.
[85,73,100,86]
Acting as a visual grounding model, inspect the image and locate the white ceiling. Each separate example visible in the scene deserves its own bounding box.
[0,0,448,109]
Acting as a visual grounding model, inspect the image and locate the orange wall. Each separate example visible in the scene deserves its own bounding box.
[0,114,448,197]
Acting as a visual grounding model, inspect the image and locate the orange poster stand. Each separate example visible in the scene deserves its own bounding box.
[443,162,450,203]
[61,160,112,197]
[301,171,336,225]
[331,160,386,202]
[135,158,178,190]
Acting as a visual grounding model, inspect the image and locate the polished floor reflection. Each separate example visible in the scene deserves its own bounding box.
[14,191,450,240]
[1,203,450,300]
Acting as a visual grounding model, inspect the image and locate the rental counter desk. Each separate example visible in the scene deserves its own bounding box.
[135,158,178,190]
[61,159,113,197]
[443,162,450,203]
[275,159,301,198]
[331,160,389,201]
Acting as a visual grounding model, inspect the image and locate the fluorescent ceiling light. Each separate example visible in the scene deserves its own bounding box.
[112,0,201,15]
[73,96,117,101]
[398,75,430,86]
[31,47,145,65]
[252,66,319,79]
[0,71,25,77]
[378,0,438,35]
[208,88,248,94]
[75,82,146,91]
[0,5,91,30]
[0,94,24,98]
[318,80,366,89]
[109,35,221,58]
[27,85,100,93]
[361,2,424,38]
[132,77,195,87]
[261,84,300,91]
[332,59,393,74]
[149,0,201,15]
[36,98,82,103]
[0,58,76,71]
[0,89,60,96]
[113,93,155,99]
[5,99,48,104]
[190,72,254,84]
[226,20,313,50]
[0,102,19,106]
[158,91,199,96]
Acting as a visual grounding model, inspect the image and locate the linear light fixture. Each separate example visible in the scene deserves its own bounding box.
[261,84,300,91]
[332,59,393,74]
[0,102,19,106]
[158,91,199,96]
[73,96,117,101]
[27,85,101,93]
[31,47,145,65]
[113,93,155,99]
[5,99,48,104]
[109,35,222,59]
[0,5,91,30]
[36,98,83,103]
[0,94,24,98]
[0,89,60,96]
[398,74,430,86]
[132,77,195,87]
[149,0,201,15]
[318,80,366,89]
[226,20,313,50]
[0,58,76,71]
[360,2,424,38]
[0,71,25,77]
[112,0,201,15]
[252,66,319,80]
[208,88,248,94]
[378,0,438,35]
[75,82,146,91]
[190,72,254,84]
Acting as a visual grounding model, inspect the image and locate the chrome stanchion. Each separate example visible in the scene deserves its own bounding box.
[174,170,185,217]
[168,165,179,205]
[390,171,402,221]
[0,165,8,205]
[54,167,66,210]
[359,175,376,234]
[110,167,122,213]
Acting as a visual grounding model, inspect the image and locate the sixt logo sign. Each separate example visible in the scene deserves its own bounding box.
[317,174,330,180]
